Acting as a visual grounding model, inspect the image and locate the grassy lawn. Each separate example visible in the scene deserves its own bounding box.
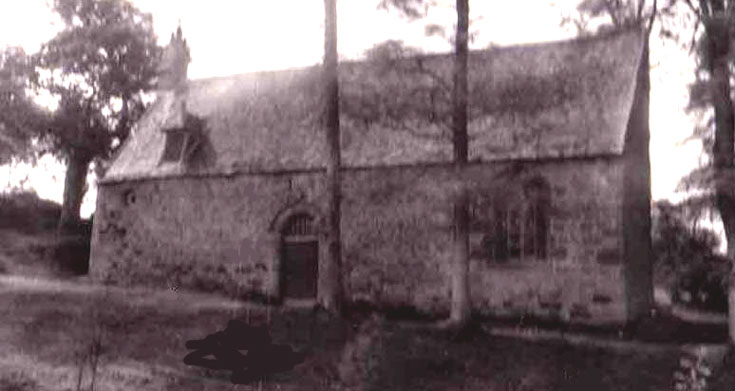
[0,275,714,391]
[0,279,333,391]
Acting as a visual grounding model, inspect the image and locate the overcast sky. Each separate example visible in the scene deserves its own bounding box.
[0,0,703,216]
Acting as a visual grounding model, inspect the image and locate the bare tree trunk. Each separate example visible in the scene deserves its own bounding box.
[706,13,735,345]
[451,189,471,324]
[321,0,343,314]
[58,152,91,233]
[449,0,471,326]
[453,0,469,165]
[724,224,735,344]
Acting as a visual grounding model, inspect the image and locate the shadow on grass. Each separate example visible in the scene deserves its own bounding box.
[361,325,680,391]
[4,287,721,391]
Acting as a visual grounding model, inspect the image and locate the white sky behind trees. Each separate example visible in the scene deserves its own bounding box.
[0,0,703,218]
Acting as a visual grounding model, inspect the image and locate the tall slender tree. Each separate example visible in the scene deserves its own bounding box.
[682,0,735,345]
[450,0,471,326]
[379,0,471,326]
[322,0,343,313]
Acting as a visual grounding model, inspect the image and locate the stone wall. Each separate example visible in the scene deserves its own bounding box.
[90,173,327,299]
[341,159,626,323]
[91,157,627,323]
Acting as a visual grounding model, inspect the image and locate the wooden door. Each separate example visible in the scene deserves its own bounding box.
[282,241,318,299]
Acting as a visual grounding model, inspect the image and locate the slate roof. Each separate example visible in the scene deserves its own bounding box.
[103,28,646,183]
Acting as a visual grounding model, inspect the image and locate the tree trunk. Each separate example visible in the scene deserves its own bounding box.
[449,0,471,326]
[453,0,469,165]
[321,0,343,314]
[451,187,471,324]
[724,224,735,344]
[58,152,91,233]
[706,14,735,345]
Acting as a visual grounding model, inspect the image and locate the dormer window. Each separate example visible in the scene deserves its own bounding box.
[161,129,192,163]
[159,115,203,165]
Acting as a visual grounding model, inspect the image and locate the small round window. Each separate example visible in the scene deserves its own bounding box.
[123,189,137,206]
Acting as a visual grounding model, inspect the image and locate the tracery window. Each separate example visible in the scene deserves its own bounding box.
[470,177,550,263]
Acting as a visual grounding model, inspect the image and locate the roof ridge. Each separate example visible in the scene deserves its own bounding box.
[187,26,644,85]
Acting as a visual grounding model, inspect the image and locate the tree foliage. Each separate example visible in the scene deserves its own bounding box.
[562,0,661,35]
[677,2,735,200]
[653,200,729,311]
[0,47,49,164]
[36,0,160,163]
[378,0,438,20]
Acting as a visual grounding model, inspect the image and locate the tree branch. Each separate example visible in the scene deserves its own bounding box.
[684,0,701,16]
[646,0,658,34]
[603,0,621,25]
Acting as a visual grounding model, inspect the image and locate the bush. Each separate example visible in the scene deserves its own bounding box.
[0,190,61,233]
[673,255,730,313]
[652,201,730,313]
[0,371,39,391]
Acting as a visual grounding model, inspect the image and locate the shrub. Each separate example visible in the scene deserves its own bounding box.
[652,201,730,313]
[0,190,61,233]
[0,371,39,391]
[673,351,712,391]
[673,255,730,313]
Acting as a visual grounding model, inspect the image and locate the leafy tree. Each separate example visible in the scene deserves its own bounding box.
[676,0,735,344]
[562,0,660,34]
[0,47,49,164]
[379,0,471,326]
[322,0,343,313]
[34,0,160,231]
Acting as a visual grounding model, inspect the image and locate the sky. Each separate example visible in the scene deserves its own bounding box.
[0,0,704,218]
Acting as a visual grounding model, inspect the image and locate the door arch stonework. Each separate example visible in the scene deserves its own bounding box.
[267,204,326,302]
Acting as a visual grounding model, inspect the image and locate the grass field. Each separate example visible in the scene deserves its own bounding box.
[0,275,723,391]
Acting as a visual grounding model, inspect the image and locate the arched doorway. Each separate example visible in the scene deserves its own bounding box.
[281,213,319,299]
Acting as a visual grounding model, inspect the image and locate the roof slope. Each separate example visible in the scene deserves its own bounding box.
[104,28,645,182]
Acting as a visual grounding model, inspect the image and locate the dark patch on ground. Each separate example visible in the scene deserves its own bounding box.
[355,323,680,391]
[183,320,307,384]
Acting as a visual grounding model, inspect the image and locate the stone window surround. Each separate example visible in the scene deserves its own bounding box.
[470,176,551,264]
